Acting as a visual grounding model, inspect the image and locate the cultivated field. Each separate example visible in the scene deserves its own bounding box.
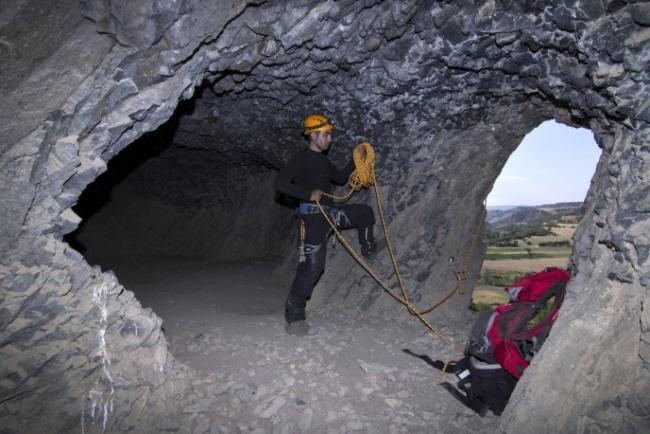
[481,257,570,272]
[472,222,576,310]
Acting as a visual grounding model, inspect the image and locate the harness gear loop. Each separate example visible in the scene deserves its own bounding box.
[298,219,306,263]
[317,142,484,353]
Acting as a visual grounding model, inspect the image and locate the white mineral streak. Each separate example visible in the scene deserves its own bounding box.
[81,280,115,433]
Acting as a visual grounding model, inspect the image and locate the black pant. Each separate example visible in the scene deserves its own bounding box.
[285,203,375,323]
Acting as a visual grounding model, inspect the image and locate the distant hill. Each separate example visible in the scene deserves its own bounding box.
[535,202,583,214]
[485,202,582,244]
[486,205,519,211]
[487,207,552,225]
[487,202,582,227]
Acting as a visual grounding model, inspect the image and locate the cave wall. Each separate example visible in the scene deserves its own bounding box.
[1,0,649,432]
[501,125,650,431]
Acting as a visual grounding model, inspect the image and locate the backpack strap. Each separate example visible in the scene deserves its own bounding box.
[510,280,566,342]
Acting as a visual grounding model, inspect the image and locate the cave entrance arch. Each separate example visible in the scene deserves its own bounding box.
[476,120,602,307]
[58,76,514,430]
[4,1,648,432]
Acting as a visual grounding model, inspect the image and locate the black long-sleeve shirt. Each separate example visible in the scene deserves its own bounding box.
[275,148,354,205]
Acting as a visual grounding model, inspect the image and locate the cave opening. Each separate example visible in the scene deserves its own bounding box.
[487,120,601,209]
[5,1,649,432]
[63,89,304,371]
[58,76,508,430]
[65,93,295,270]
[475,120,602,307]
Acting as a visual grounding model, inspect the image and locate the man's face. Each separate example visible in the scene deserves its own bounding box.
[312,130,332,151]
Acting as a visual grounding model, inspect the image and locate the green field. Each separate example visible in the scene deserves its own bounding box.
[471,222,576,311]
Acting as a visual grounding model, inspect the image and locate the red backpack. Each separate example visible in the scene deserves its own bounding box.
[487,267,570,378]
[409,268,571,416]
[407,267,571,416]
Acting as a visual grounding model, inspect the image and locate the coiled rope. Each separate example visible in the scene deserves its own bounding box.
[317,142,485,353]
[324,142,376,202]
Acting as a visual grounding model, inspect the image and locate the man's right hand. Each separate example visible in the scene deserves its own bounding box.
[310,189,323,202]
[355,143,367,158]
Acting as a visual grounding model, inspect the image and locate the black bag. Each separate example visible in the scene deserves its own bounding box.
[450,356,517,416]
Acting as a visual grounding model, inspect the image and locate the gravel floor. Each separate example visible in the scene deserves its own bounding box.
[115,257,500,433]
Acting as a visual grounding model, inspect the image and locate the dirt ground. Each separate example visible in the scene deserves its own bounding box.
[113,257,500,433]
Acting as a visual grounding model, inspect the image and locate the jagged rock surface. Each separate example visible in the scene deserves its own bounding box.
[1,0,648,432]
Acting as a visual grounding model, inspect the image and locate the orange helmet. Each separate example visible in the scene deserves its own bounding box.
[303,114,333,135]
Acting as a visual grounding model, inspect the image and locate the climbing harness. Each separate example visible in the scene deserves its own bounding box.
[315,142,485,353]
[296,203,349,256]
[299,202,330,215]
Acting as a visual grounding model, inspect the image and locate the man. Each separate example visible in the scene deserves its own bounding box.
[275,113,377,336]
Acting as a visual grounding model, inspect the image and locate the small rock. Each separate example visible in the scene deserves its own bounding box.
[325,410,338,423]
[359,360,397,381]
[254,396,286,419]
[256,384,269,398]
[385,398,403,408]
[182,400,211,414]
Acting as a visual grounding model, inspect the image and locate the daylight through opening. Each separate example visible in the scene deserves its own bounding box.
[474,120,601,310]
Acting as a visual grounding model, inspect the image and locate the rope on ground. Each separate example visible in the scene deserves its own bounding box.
[438,360,452,384]
[318,142,484,355]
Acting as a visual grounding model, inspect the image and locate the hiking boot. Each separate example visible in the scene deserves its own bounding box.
[285,320,310,336]
[359,226,376,258]
[285,297,306,323]
[361,240,377,258]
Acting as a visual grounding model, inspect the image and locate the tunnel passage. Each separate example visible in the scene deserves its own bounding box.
[2,1,649,433]
[64,96,295,272]
[63,92,301,373]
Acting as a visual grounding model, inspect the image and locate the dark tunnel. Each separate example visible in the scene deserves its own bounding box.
[65,95,295,272]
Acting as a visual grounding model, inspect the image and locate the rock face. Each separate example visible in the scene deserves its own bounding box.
[1,0,648,432]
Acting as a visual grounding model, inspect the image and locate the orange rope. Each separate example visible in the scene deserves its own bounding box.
[317,142,485,353]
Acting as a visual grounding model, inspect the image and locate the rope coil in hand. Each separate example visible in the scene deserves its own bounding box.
[350,142,376,191]
[326,142,376,201]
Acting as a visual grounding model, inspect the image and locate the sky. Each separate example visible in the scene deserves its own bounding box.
[486,120,601,207]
